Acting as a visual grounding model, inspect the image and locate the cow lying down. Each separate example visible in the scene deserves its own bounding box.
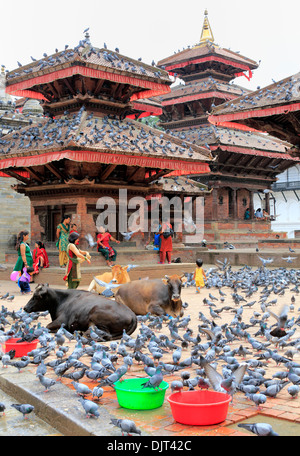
[115,275,186,317]
[24,284,137,340]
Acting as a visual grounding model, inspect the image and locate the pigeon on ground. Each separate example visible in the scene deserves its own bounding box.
[92,386,104,401]
[11,403,35,419]
[37,374,57,392]
[287,384,300,399]
[246,393,267,408]
[10,357,30,372]
[238,422,279,436]
[170,380,183,392]
[110,418,141,436]
[79,397,99,418]
[0,402,5,415]
[71,381,92,397]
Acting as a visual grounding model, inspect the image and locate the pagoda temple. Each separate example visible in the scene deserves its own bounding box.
[156,11,299,243]
[209,71,300,238]
[1,33,211,244]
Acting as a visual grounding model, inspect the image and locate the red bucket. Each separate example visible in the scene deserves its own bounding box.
[167,390,231,425]
[1,338,38,358]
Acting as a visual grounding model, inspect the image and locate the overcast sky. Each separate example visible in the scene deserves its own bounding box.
[1,0,299,92]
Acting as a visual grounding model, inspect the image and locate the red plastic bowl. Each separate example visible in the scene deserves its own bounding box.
[167,390,231,425]
[1,338,38,358]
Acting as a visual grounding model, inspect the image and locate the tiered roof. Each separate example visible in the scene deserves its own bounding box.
[209,72,300,146]
[0,34,212,184]
[6,34,171,115]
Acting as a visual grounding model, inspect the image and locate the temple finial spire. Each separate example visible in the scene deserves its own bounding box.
[199,9,214,45]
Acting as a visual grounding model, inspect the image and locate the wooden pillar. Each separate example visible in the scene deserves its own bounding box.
[249,190,254,219]
[212,188,218,220]
[232,188,237,220]
[265,192,270,214]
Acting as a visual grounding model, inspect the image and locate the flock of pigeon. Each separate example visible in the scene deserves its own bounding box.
[0,105,205,162]
[0,259,300,436]
[6,32,168,83]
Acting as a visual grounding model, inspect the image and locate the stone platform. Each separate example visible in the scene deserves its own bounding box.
[2,242,300,286]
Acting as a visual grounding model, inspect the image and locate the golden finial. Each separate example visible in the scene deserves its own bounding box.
[199,9,214,45]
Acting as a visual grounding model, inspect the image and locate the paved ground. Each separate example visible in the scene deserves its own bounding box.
[0,268,300,438]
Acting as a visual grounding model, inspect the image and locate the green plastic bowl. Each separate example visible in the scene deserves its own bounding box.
[114,377,169,410]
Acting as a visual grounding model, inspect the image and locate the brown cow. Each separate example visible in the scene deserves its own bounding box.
[114,275,186,317]
[88,265,131,294]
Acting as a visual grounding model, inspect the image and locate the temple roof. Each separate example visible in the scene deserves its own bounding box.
[154,176,209,194]
[157,42,258,77]
[158,77,251,105]
[0,108,211,175]
[6,35,171,104]
[209,71,300,146]
[171,124,299,177]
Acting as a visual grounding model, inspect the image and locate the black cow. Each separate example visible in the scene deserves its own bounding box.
[114,275,185,317]
[24,284,137,340]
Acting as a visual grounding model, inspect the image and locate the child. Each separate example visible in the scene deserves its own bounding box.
[18,266,34,294]
[193,259,206,293]
[33,241,49,274]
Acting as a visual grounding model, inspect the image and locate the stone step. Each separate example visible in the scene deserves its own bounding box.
[0,263,196,286]
[4,245,203,267]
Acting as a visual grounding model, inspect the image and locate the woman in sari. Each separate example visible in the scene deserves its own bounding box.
[159,221,173,264]
[56,215,71,267]
[33,241,49,274]
[97,226,120,266]
[13,230,33,274]
[63,232,91,289]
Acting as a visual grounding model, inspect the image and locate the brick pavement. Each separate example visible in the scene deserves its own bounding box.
[1,279,300,436]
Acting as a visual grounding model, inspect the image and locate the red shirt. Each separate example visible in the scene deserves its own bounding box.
[97,232,111,248]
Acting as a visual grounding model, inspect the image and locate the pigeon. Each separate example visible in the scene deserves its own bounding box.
[93,277,120,297]
[92,386,104,401]
[110,418,141,436]
[287,384,300,399]
[258,257,274,267]
[78,397,99,418]
[238,422,279,436]
[10,357,30,372]
[120,228,140,241]
[269,304,289,337]
[0,402,5,415]
[11,403,35,419]
[141,368,163,390]
[170,380,184,392]
[37,374,57,392]
[204,362,247,398]
[246,393,267,408]
[1,353,11,368]
[85,234,97,248]
[71,381,92,397]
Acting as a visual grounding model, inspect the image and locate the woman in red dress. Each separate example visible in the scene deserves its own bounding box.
[159,221,173,264]
[97,226,120,266]
[33,241,49,274]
